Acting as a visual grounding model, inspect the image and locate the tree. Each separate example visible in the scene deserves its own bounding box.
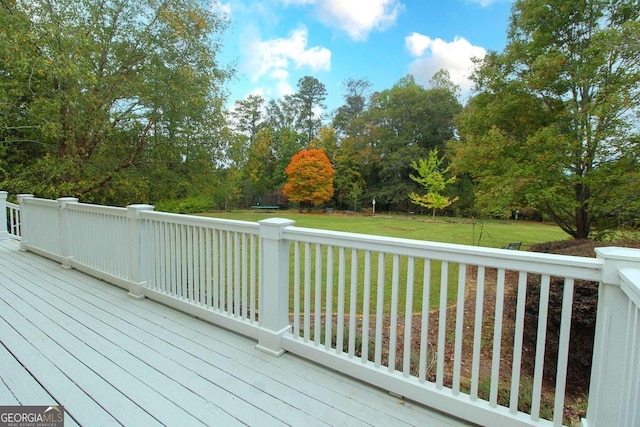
[310,125,338,161]
[242,128,277,199]
[330,77,374,210]
[0,0,230,205]
[451,0,640,238]
[409,148,458,217]
[332,77,372,138]
[265,95,304,186]
[429,69,460,99]
[333,136,369,210]
[230,95,265,146]
[266,95,300,133]
[294,76,327,145]
[363,74,462,210]
[283,149,334,210]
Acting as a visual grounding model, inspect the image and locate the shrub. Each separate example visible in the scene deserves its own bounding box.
[155,197,212,214]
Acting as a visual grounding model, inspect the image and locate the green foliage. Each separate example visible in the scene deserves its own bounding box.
[310,126,338,161]
[475,376,554,422]
[229,94,265,146]
[242,128,277,198]
[155,197,212,214]
[221,72,464,213]
[408,148,459,216]
[342,74,463,211]
[294,76,327,145]
[210,168,243,210]
[0,0,231,205]
[451,0,640,238]
[331,77,372,139]
[332,136,366,210]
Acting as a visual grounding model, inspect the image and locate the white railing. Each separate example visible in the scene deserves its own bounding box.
[6,201,20,239]
[279,226,602,426]
[616,268,640,427]
[584,248,640,427]
[619,269,640,426]
[140,210,262,339]
[18,195,62,260]
[0,191,8,239]
[2,193,639,427]
[0,191,22,240]
[66,202,132,287]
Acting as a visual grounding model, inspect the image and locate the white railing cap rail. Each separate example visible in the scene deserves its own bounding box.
[22,197,58,206]
[140,210,260,234]
[66,201,127,216]
[283,225,603,281]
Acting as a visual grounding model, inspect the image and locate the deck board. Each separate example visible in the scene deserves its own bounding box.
[0,239,470,427]
[0,342,50,405]
[0,280,223,426]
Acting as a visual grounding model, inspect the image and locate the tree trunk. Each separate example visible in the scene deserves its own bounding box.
[574,205,590,239]
[574,183,591,239]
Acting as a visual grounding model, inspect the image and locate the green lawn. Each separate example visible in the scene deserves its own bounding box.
[200,210,568,249]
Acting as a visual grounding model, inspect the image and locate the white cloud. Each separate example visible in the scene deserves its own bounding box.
[276,80,295,97]
[243,81,294,101]
[405,32,431,57]
[239,25,328,100]
[243,26,331,82]
[406,34,486,94]
[280,0,403,41]
[269,68,290,81]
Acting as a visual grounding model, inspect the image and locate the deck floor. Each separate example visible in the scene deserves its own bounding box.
[0,239,471,426]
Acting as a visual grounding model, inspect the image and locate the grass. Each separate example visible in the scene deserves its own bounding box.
[200,210,568,249]
[288,243,459,312]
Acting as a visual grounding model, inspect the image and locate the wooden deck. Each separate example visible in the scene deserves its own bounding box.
[0,239,471,426]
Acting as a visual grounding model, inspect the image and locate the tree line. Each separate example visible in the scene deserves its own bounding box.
[224,72,463,214]
[2,0,639,239]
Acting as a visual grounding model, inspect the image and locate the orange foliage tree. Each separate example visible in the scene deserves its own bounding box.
[283,149,335,209]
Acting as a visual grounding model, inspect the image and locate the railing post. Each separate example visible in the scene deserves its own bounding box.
[17,194,34,251]
[256,218,295,356]
[127,204,154,300]
[585,247,640,427]
[58,197,79,269]
[0,191,7,240]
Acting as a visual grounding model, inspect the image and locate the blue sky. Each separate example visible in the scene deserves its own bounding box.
[214,0,514,112]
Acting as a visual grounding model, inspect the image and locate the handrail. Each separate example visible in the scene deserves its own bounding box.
[283,225,603,280]
[67,201,128,216]
[141,210,260,234]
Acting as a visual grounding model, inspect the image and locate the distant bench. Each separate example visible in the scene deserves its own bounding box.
[501,242,522,250]
[251,205,279,212]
